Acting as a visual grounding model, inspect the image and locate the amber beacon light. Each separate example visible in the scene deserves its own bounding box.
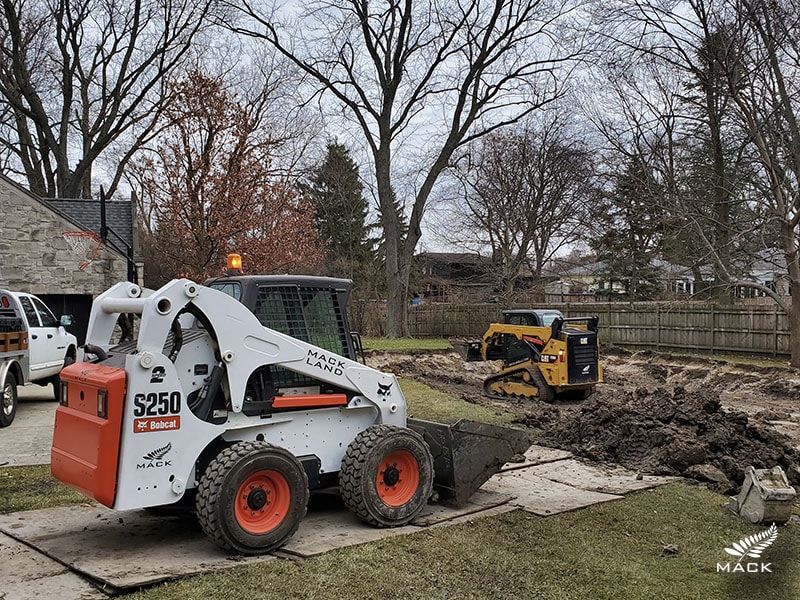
[227,253,243,274]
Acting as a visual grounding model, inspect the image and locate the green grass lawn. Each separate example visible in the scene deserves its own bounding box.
[361,337,453,352]
[1,471,796,599]
[117,483,797,600]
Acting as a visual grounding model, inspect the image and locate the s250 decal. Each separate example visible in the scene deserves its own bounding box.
[132,391,181,417]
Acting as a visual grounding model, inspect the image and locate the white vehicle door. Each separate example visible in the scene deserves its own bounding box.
[17,294,64,380]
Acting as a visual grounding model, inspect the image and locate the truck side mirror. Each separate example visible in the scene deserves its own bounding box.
[60,315,74,327]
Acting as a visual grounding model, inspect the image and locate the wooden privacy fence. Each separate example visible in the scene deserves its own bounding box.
[351,301,791,357]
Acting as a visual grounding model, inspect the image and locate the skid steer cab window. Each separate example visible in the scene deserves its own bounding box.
[254,286,348,356]
[208,281,241,301]
[253,285,349,390]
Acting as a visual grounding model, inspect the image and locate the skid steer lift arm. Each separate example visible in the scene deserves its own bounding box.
[84,279,404,422]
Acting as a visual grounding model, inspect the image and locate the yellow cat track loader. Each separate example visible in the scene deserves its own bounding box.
[51,275,529,555]
[460,309,603,402]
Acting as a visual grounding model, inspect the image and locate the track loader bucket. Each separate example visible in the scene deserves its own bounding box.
[407,418,531,507]
[453,340,484,362]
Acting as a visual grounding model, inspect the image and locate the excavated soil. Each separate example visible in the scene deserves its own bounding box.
[367,347,800,493]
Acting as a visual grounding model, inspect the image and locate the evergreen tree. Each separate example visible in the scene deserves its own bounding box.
[309,143,378,285]
[591,158,666,301]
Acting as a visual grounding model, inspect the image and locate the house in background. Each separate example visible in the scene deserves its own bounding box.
[548,253,791,303]
[0,172,140,343]
[415,252,495,302]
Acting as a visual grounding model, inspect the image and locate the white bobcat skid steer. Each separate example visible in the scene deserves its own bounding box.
[52,278,528,555]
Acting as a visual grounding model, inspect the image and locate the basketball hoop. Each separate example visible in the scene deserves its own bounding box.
[62,231,103,270]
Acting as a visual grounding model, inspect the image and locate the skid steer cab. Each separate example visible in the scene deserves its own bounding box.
[459,309,603,402]
[51,277,529,555]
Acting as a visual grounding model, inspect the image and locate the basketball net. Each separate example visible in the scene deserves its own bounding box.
[62,231,103,270]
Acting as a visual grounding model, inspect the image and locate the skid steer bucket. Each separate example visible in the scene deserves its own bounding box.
[407,418,531,507]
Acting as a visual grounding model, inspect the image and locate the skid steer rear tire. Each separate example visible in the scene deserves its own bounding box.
[196,441,308,555]
[339,424,434,528]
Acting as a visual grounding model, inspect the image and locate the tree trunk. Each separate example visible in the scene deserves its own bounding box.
[784,228,800,367]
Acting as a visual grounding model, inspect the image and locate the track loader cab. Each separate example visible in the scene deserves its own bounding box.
[468,309,603,402]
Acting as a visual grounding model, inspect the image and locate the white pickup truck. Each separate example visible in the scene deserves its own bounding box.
[0,290,78,427]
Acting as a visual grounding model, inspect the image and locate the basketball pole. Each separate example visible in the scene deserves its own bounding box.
[99,186,137,285]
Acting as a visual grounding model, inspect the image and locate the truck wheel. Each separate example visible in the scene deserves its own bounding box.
[339,425,434,528]
[1,373,17,427]
[196,441,308,555]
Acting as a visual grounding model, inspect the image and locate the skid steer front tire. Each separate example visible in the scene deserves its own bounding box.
[196,441,308,555]
[339,424,434,528]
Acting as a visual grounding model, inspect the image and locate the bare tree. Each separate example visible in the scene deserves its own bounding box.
[721,0,800,365]
[225,0,586,336]
[448,114,594,300]
[127,71,324,286]
[591,0,800,364]
[0,0,215,198]
[588,0,754,299]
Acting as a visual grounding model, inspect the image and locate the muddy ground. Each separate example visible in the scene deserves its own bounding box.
[367,347,800,493]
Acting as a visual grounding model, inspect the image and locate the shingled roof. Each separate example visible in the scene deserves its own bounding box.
[44,198,134,253]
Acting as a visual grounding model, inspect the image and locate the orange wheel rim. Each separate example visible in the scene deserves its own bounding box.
[376,449,420,507]
[234,470,291,534]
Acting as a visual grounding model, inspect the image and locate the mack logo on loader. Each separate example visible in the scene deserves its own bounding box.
[305,349,345,376]
[137,442,173,469]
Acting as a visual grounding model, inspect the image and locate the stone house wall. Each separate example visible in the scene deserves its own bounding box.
[0,174,127,295]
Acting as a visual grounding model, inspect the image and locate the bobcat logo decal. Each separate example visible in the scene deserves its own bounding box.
[377,383,392,398]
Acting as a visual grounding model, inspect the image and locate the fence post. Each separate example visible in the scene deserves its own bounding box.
[710,305,716,354]
[656,304,661,352]
[774,306,779,358]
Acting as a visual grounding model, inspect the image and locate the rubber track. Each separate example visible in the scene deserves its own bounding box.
[482,364,554,402]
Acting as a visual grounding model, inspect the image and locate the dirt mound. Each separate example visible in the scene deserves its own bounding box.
[367,348,800,492]
[518,384,800,492]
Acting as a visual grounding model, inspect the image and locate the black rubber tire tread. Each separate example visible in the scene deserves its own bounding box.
[196,441,309,555]
[339,424,434,528]
[0,372,17,427]
[529,367,556,403]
